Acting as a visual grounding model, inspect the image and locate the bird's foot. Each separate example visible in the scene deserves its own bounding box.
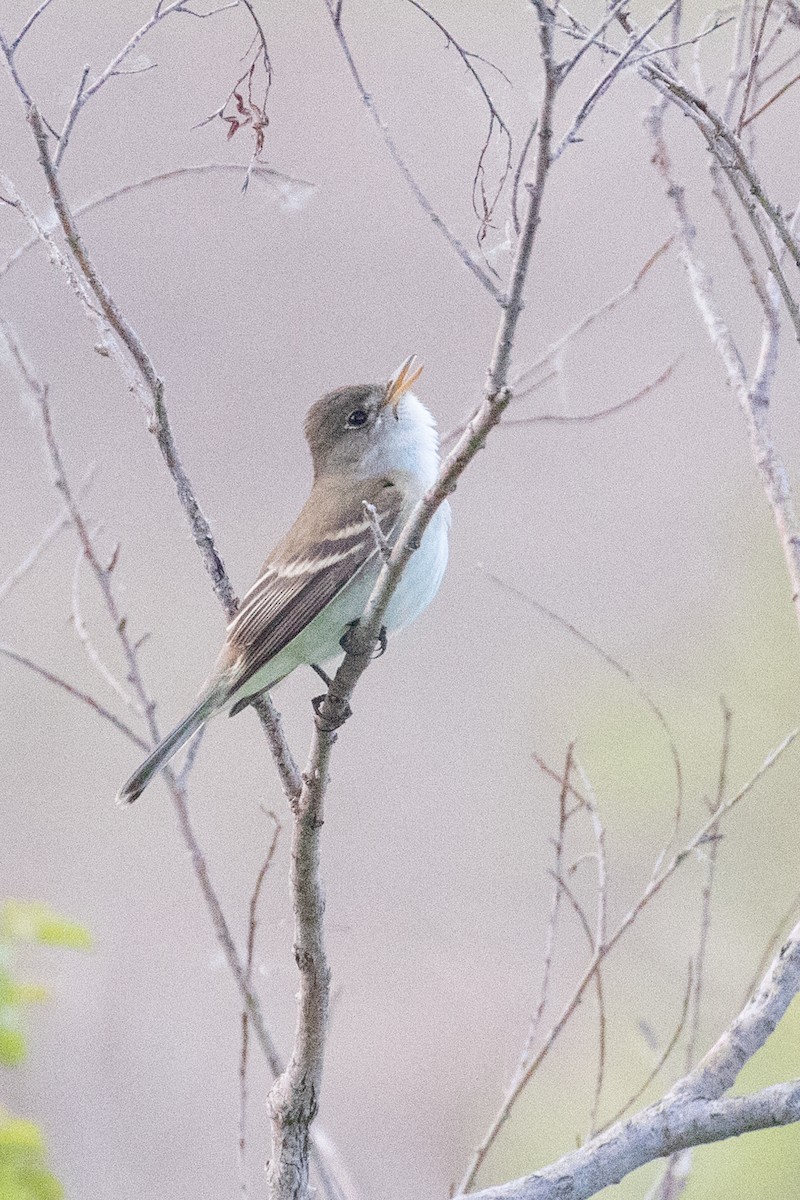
[310,662,333,687]
[339,620,388,660]
[312,691,352,733]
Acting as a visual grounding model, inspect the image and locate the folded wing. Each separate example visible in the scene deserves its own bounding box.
[219,475,404,699]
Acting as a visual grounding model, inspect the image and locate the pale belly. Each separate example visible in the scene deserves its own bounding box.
[228,500,450,708]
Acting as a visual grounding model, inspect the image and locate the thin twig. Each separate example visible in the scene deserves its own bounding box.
[597,964,694,1134]
[511,237,674,395]
[741,66,800,125]
[405,0,513,249]
[505,358,678,428]
[522,745,574,1060]
[654,703,731,1200]
[478,568,684,833]
[736,0,775,132]
[457,724,799,1192]
[54,65,90,169]
[320,0,504,304]
[554,2,679,161]
[0,466,94,605]
[0,163,315,284]
[10,0,57,51]
[577,761,608,1136]
[239,812,282,1200]
[0,643,148,749]
[71,547,144,713]
[647,87,800,643]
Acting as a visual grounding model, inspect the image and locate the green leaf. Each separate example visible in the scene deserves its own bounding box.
[0,1119,44,1152]
[0,1026,26,1067]
[0,1116,63,1200]
[3,986,48,1008]
[0,903,91,951]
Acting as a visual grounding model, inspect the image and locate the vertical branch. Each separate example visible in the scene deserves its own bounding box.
[266,7,563,1194]
[651,704,730,1200]
[8,107,301,800]
[265,740,333,1200]
[646,78,800,642]
[321,0,504,303]
[522,745,574,1059]
[240,814,282,1200]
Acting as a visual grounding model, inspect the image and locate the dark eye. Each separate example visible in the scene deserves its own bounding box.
[347,408,368,427]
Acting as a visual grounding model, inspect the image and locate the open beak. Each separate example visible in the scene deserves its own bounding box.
[383,354,423,416]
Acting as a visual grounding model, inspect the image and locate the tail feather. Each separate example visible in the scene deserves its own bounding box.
[116,692,220,805]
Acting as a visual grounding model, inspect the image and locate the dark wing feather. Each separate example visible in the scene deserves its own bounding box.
[220,475,403,700]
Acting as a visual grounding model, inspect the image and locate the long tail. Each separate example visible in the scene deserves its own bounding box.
[116,692,221,805]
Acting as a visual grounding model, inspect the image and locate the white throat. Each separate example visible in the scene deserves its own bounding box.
[357,391,441,487]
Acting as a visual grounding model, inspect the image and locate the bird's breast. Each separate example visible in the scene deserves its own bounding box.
[383,500,451,633]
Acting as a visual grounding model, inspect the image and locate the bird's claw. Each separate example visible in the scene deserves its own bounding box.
[312,692,352,732]
[339,620,388,660]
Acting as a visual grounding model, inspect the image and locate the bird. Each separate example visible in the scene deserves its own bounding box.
[116,356,450,804]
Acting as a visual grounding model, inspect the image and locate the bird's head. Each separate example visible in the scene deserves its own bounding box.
[305,356,439,482]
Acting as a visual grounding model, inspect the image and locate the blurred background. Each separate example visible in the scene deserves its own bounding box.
[2,1,800,1197]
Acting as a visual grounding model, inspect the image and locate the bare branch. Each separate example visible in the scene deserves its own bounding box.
[522,745,574,1058]
[465,1081,800,1200]
[511,237,674,397]
[736,0,775,132]
[54,64,90,169]
[741,66,800,126]
[576,762,608,1135]
[0,466,93,605]
[654,703,731,1199]
[554,2,678,162]
[0,643,148,750]
[405,0,513,248]
[71,547,144,714]
[321,0,504,303]
[462,906,800,1200]
[505,358,678,428]
[458,724,798,1192]
[560,0,631,78]
[598,964,694,1134]
[0,163,316,285]
[10,0,57,51]
[240,812,282,1200]
[478,568,684,831]
[647,92,800,642]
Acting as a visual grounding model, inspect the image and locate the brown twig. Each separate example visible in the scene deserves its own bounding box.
[504,358,678,428]
[405,0,513,250]
[321,0,504,304]
[736,0,775,132]
[741,66,800,125]
[239,812,282,1200]
[0,163,315,284]
[598,964,694,1134]
[653,702,731,1200]
[647,74,800,643]
[0,643,148,750]
[478,568,684,832]
[521,745,575,1058]
[510,237,674,397]
[0,466,93,605]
